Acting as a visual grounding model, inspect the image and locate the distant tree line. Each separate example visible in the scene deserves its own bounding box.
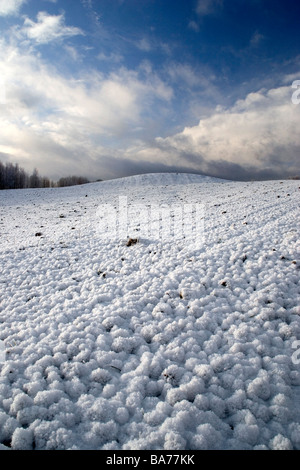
[0,161,90,190]
[57,175,90,187]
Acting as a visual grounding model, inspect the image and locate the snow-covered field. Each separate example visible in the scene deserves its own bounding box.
[0,173,299,450]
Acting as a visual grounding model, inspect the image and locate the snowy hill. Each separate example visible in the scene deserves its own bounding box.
[0,173,299,450]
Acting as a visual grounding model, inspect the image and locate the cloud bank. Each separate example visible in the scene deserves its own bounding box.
[0,36,173,180]
[124,85,300,180]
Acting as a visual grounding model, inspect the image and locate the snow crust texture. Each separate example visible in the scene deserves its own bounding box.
[0,173,299,450]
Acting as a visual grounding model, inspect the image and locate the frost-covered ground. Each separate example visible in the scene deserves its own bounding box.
[0,173,299,450]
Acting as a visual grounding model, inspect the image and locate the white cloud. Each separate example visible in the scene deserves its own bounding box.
[64,45,82,62]
[136,38,152,52]
[0,38,173,179]
[123,84,300,179]
[0,0,26,16]
[97,52,123,63]
[250,31,265,47]
[22,11,84,44]
[196,0,223,16]
[167,63,207,88]
[188,20,200,32]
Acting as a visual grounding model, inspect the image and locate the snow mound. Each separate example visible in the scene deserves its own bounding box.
[99,172,228,188]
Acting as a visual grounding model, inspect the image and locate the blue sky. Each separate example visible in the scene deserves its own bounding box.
[0,0,299,181]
